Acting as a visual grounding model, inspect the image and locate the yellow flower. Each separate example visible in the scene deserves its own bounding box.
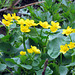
[20,25,30,32]
[50,21,61,32]
[39,21,51,29]
[17,19,26,25]
[60,44,69,54]
[31,45,41,54]
[2,19,12,26]
[31,45,37,51]
[72,29,75,33]
[68,42,75,49]
[3,13,12,22]
[50,26,58,32]
[27,45,41,54]
[20,51,26,55]
[25,19,38,27]
[62,26,73,35]
[12,13,20,21]
[34,49,41,54]
[27,49,33,53]
[51,21,61,29]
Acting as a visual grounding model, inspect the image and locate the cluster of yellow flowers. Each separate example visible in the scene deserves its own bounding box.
[62,26,75,36]
[2,13,62,33]
[20,46,41,55]
[2,13,20,26]
[39,21,61,32]
[60,42,75,54]
[17,19,38,32]
[50,21,61,32]
[27,45,41,54]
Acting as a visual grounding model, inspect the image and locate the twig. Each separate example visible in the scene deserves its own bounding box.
[14,0,21,6]
[0,8,8,12]
[42,59,48,75]
[0,1,45,12]
[12,1,45,9]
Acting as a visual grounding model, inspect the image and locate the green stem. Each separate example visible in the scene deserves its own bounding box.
[43,47,46,53]
[40,28,43,37]
[23,33,26,51]
[7,26,10,35]
[45,31,51,45]
[69,34,72,42]
[34,26,39,36]
[72,55,73,63]
[69,35,74,63]
[6,68,12,73]
[60,53,62,64]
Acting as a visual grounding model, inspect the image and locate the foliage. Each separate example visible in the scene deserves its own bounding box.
[0,0,14,9]
[0,0,75,75]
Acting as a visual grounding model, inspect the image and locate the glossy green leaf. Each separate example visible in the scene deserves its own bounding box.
[35,69,43,75]
[66,62,75,67]
[20,64,32,70]
[12,57,20,64]
[62,0,67,6]
[47,32,66,58]
[0,42,18,54]
[0,64,6,71]
[59,66,68,75]
[45,66,53,75]
[0,34,4,38]
[32,60,39,66]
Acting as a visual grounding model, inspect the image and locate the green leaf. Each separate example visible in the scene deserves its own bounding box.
[20,64,32,70]
[5,59,16,68]
[0,64,6,71]
[70,33,75,42]
[5,58,16,64]
[35,69,43,75]
[10,23,16,29]
[62,0,67,6]
[47,32,65,59]
[0,42,18,54]
[32,60,39,66]
[0,34,4,38]
[41,53,53,60]
[20,55,27,64]
[0,25,3,28]
[12,57,20,64]
[50,63,60,75]
[59,66,68,75]
[45,66,53,75]
[66,62,75,67]
[1,34,12,43]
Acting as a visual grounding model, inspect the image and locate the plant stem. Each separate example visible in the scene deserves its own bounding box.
[23,33,26,51]
[69,34,72,42]
[7,26,10,35]
[60,53,62,64]
[72,55,73,63]
[45,31,51,45]
[69,35,74,63]
[40,28,43,37]
[34,26,39,36]
[6,68,12,73]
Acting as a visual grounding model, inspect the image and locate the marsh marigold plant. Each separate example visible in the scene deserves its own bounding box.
[50,21,61,32]
[20,51,26,55]
[60,44,69,54]
[27,45,41,54]
[62,26,73,35]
